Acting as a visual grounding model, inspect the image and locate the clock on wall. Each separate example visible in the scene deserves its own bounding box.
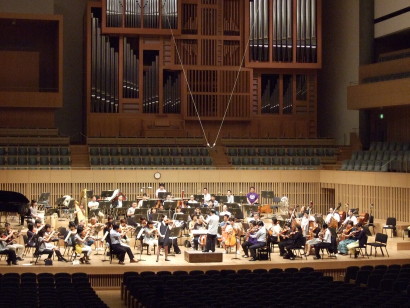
[154,172,161,180]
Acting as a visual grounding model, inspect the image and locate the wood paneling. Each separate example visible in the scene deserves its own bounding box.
[1,169,409,222]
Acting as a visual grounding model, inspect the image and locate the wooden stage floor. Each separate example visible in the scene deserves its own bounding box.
[2,236,410,276]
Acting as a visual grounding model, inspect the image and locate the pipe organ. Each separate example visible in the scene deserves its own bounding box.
[86,0,321,138]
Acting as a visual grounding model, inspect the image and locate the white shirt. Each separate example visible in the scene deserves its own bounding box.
[203,193,211,203]
[343,215,358,226]
[88,201,99,210]
[268,224,281,237]
[250,227,267,243]
[325,212,340,224]
[322,228,332,243]
[116,200,123,208]
[109,229,122,245]
[206,214,219,235]
[127,207,136,216]
[219,211,232,217]
[226,195,234,203]
[137,199,144,208]
[156,188,167,198]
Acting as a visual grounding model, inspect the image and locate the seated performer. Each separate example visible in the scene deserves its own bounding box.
[0,236,18,265]
[2,223,24,261]
[346,223,366,258]
[325,208,340,224]
[155,184,167,198]
[112,194,125,208]
[137,194,149,208]
[242,220,258,257]
[143,221,158,255]
[74,228,92,264]
[29,200,41,223]
[245,221,267,261]
[337,221,356,255]
[219,205,231,217]
[37,227,68,262]
[226,190,234,203]
[267,218,282,248]
[342,209,358,226]
[284,225,304,260]
[187,195,199,206]
[305,221,321,256]
[88,195,105,220]
[313,223,332,260]
[109,224,137,265]
[202,209,219,253]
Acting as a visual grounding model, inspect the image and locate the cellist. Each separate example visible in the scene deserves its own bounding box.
[221,217,239,254]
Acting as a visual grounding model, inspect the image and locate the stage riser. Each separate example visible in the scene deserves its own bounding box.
[184,251,223,263]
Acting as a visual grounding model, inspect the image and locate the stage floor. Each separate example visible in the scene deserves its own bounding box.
[2,236,410,276]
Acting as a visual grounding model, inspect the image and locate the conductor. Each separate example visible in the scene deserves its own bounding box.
[202,209,219,253]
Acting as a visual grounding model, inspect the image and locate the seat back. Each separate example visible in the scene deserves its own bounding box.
[375,233,388,244]
[385,217,396,226]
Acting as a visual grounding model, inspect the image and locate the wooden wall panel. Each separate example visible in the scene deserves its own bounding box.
[1,169,409,222]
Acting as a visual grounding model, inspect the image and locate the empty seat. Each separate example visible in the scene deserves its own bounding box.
[89,147,99,156]
[49,147,59,155]
[39,147,49,155]
[251,157,260,165]
[161,148,170,156]
[50,157,59,165]
[18,147,28,155]
[247,148,256,156]
[60,147,69,155]
[227,148,237,156]
[151,148,160,156]
[7,147,18,155]
[231,157,241,165]
[110,157,120,165]
[191,148,200,156]
[130,147,139,156]
[183,157,193,165]
[193,157,202,165]
[172,157,182,165]
[90,157,100,165]
[122,157,132,165]
[110,147,119,156]
[200,148,208,156]
[152,157,162,165]
[100,147,109,156]
[39,157,49,165]
[18,156,28,165]
[203,157,212,165]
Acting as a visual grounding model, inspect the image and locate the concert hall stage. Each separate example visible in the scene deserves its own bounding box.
[2,236,409,284]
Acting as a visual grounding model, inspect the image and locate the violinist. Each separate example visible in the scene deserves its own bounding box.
[313,223,332,260]
[38,226,68,262]
[241,220,258,258]
[346,223,366,258]
[2,223,24,261]
[267,218,281,248]
[341,209,358,226]
[0,235,18,265]
[337,221,355,255]
[278,223,293,256]
[109,224,138,265]
[143,221,158,255]
[284,225,304,260]
[74,228,92,264]
[26,223,37,248]
[247,212,260,223]
[246,221,267,261]
[119,219,135,246]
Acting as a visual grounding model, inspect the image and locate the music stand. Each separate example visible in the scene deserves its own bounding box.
[225,202,240,210]
[134,226,146,262]
[234,196,247,204]
[38,192,51,210]
[261,191,274,199]
[230,208,243,219]
[168,226,181,256]
[163,201,177,210]
[193,194,203,202]
[101,190,114,199]
[243,204,259,216]
[86,190,94,198]
[215,195,227,203]
[181,207,195,216]
[158,192,169,200]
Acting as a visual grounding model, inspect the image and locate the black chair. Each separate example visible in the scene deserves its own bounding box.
[290,237,307,260]
[382,217,396,237]
[344,266,359,283]
[256,244,271,261]
[33,236,53,264]
[355,270,371,286]
[350,235,369,259]
[367,233,389,257]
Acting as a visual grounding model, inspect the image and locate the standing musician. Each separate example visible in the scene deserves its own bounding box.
[2,223,24,261]
[337,221,356,255]
[127,202,138,217]
[284,225,304,260]
[313,223,332,260]
[0,235,18,265]
[143,221,158,255]
[226,190,234,203]
[156,215,171,262]
[246,187,259,205]
[37,226,68,262]
[267,218,282,248]
[341,209,358,226]
[88,195,105,221]
[202,209,219,253]
[109,224,138,265]
[74,201,87,225]
[203,187,211,204]
[74,228,92,264]
[324,208,340,225]
[155,184,167,198]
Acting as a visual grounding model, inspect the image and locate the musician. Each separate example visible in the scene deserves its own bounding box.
[187,195,199,206]
[284,225,304,260]
[346,223,366,258]
[74,228,92,264]
[300,212,315,237]
[88,217,104,248]
[26,223,37,248]
[324,208,340,224]
[74,201,87,225]
[127,201,138,217]
[119,219,133,246]
[247,212,260,223]
[342,209,358,226]
[210,195,219,207]
[219,205,231,217]
[337,221,356,255]
[112,194,125,208]
[29,200,41,223]
[226,190,234,203]
[168,219,182,255]
[267,218,281,248]
[155,184,167,198]
[37,226,68,262]
[156,215,171,262]
[148,207,158,221]
[109,224,137,264]
[245,221,267,261]
[190,215,205,251]
[2,223,24,261]
[305,221,321,256]
[241,220,258,258]
[143,221,157,255]
[0,236,18,265]
[278,223,293,256]
[313,223,332,260]
[203,187,211,203]
[202,209,219,253]
[137,193,149,208]
[246,187,259,205]
[221,217,239,253]
[88,195,105,220]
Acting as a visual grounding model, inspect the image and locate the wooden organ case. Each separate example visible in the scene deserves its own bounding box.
[85,0,321,139]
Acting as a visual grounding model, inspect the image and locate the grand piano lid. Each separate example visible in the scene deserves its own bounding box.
[0,190,30,204]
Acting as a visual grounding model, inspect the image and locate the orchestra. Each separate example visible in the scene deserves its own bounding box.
[0,186,379,267]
